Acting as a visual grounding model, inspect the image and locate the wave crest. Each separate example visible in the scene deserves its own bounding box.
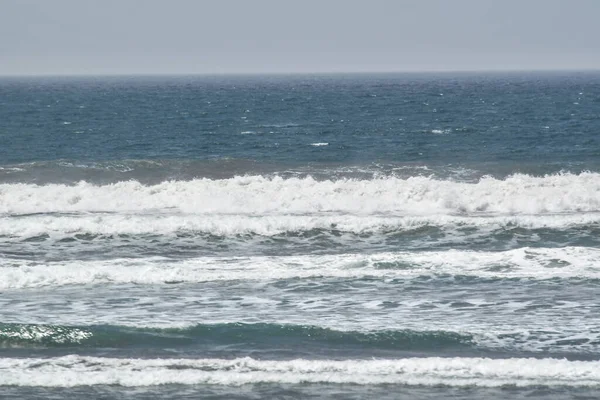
[0,323,471,350]
[2,172,600,215]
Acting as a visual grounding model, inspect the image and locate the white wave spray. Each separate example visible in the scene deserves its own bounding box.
[2,355,600,387]
[2,247,599,289]
[2,172,600,215]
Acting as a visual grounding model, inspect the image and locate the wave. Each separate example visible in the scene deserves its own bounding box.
[2,247,599,289]
[0,159,464,185]
[0,159,281,184]
[2,355,600,387]
[3,322,596,356]
[2,172,600,216]
[2,213,600,240]
[0,323,471,350]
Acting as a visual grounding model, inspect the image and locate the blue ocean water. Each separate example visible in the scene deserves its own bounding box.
[1,71,600,399]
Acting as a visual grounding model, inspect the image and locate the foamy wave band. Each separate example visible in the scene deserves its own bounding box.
[1,172,600,215]
[2,247,598,289]
[2,213,600,238]
[2,355,600,387]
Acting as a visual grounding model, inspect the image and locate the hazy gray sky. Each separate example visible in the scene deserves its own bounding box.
[1,0,599,75]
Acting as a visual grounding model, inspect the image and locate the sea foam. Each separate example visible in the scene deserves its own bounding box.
[1,247,598,289]
[2,355,600,387]
[1,172,599,215]
[1,212,599,239]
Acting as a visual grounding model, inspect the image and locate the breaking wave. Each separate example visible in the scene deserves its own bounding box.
[2,355,600,387]
[2,172,599,215]
[0,323,471,350]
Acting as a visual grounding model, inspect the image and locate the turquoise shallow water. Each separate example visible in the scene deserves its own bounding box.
[1,72,600,399]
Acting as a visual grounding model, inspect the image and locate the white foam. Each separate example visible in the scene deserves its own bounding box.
[0,167,25,172]
[1,212,599,239]
[1,172,599,216]
[0,325,92,344]
[310,142,329,146]
[2,247,598,289]
[1,355,600,387]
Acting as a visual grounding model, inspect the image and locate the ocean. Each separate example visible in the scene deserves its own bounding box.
[1,71,600,399]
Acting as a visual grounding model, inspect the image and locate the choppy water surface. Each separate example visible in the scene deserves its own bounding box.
[1,72,600,399]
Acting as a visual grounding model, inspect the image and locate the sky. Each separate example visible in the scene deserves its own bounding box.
[1,0,599,75]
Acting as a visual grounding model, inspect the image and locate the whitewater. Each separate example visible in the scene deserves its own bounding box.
[3,356,600,388]
[3,172,600,215]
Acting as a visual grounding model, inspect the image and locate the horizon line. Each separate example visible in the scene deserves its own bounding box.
[1,67,600,78]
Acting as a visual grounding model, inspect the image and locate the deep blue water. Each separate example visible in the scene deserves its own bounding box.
[2,72,600,168]
[1,72,600,399]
